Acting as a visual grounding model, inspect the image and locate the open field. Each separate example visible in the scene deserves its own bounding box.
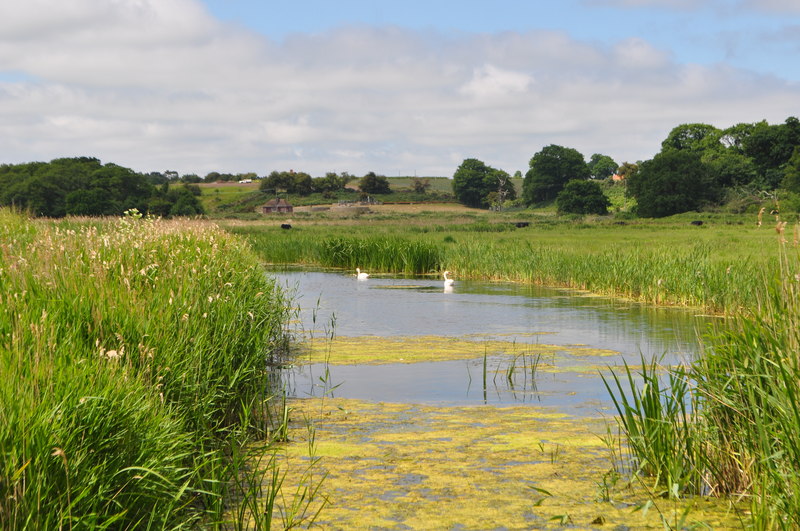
[197,180,261,212]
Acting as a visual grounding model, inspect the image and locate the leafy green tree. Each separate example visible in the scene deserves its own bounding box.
[452,158,514,208]
[359,172,391,194]
[15,174,69,217]
[661,123,722,153]
[522,145,590,204]
[617,162,639,180]
[720,122,757,154]
[290,172,314,195]
[65,187,118,216]
[587,154,618,180]
[556,180,611,215]
[145,172,168,185]
[313,172,352,193]
[169,187,205,216]
[148,184,204,217]
[781,147,800,194]
[627,150,720,218]
[703,150,758,188]
[260,170,314,195]
[743,117,800,186]
[260,171,294,193]
[0,157,152,217]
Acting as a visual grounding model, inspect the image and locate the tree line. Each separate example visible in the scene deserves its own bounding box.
[258,170,414,197]
[0,157,204,218]
[453,116,800,217]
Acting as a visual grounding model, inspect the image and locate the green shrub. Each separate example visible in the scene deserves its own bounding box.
[556,180,611,215]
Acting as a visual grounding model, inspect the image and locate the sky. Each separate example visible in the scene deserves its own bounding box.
[0,0,799,177]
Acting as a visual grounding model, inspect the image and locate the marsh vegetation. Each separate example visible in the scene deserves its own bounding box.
[4,203,799,528]
[0,209,312,528]
[236,210,799,528]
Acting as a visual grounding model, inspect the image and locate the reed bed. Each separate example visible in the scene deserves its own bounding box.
[234,227,442,275]
[230,222,772,313]
[444,238,766,312]
[0,209,293,528]
[604,239,800,529]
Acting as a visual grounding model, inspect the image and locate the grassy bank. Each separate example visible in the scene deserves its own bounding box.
[227,213,787,313]
[0,209,293,527]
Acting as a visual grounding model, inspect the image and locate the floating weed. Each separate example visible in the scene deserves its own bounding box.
[273,397,742,529]
[300,334,614,367]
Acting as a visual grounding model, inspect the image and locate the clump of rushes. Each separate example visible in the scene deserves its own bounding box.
[317,236,440,274]
[0,209,293,528]
[605,228,800,528]
[692,237,800,527]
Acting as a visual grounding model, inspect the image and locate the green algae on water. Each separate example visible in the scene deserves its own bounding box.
[271,398,744,530]
[297,334,619,366]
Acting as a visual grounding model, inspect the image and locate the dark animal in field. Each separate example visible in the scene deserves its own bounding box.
[281,223,292,229]
[690,220,703,226]
[514,222,530,228]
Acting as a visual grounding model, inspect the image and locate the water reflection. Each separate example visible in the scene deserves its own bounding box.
[272,269,714,412]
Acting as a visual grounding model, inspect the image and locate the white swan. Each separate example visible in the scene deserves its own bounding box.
[443,270,454,288]
[356,268,370,280]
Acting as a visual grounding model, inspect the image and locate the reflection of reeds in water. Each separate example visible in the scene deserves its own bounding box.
[472,345,545,403]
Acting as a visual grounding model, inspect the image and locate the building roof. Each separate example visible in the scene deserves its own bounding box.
[263,198,292,207]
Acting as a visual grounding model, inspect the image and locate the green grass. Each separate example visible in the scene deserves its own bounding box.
[0,209,296,527]
[603,240,800,528]
[228,213,784,313]
[199,177,463,216]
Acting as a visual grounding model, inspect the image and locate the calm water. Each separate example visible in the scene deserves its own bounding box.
[273,269,714,414]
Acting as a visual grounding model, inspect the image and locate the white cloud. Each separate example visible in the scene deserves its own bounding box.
[0,0,798,176]
[459,64,534,101]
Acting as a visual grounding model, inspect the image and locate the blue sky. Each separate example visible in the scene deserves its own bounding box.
[203,0,800,79]
[0,0,798,176]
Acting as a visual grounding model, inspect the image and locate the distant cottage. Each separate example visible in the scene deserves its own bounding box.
[261,198,293,214]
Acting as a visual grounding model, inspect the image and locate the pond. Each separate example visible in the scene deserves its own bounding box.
[274,269,714,414]
[261,269,743,529]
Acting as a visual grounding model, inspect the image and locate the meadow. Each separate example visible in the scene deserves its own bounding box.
[0,209,300,528]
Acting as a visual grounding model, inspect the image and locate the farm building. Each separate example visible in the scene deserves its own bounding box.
[261,198,293,214]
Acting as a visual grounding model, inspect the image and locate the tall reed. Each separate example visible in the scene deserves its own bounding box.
[233,223,765,313]
[231,226,442,275]
[604,231,800,529]
[691,240,800,528]
[0,209,293,527]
